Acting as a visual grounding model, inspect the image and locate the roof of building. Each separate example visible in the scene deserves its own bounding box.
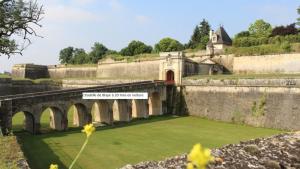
[207,26,232,46]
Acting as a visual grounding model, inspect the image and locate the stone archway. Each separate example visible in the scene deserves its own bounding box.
[112,100,131,122]
[37,107,65,132]
[92,101,112,124]
[70,103,91,127]
[48,107,65,131]
[12,111,35,133]
[148,92,162,116]
[166,70,175,84]
[132,99,148,118]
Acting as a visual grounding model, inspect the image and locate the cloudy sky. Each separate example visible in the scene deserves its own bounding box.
[0,0,299,72]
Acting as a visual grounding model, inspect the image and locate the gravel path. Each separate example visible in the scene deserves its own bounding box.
[120,132,300,169]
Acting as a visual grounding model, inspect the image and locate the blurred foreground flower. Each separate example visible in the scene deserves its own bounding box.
[187,143,214,169]
[49,164,58,169]
[50,123,95,169]
[82,123,95,138]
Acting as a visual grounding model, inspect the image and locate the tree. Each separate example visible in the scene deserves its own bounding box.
[188,26,201,49]
[188,19,211,49]
[199,19,210,38]
[72,48,88,64]
[271,24,298,36]
[234,31,250,38]
[297,6,300,26]
[155,37,184,52]
[120,40,152,56]
[248,19,272,37]
[59,47,74,64]
[59,47,88,64]
[0,0,44,57]
[89,42,108,63]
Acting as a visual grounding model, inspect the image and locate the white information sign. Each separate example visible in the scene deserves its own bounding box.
[82,92,148,100]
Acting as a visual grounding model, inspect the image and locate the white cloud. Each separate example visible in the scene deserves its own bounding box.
[45,5,102,23]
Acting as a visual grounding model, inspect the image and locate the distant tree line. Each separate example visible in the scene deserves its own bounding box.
[59,7,300,64]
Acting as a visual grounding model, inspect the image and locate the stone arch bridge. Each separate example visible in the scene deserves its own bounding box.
[0,81,167,134]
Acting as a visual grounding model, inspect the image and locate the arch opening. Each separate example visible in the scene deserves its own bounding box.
[132,99,148,118]
[12,111,35,133]
[113,100,131,122]
[166,70,175,84]
[68,103,91,128]
[148,92,162,116]
[92,101,112,125]
[39,107,65,132]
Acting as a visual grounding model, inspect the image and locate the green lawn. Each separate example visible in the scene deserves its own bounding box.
[13,115,283,169]
[0,74,10,78]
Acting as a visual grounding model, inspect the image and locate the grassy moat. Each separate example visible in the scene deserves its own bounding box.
[12,115,283,169]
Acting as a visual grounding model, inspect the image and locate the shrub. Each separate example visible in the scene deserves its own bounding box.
[281,41,292,53]
[225,44,293,56]
[271,23,298,36]
[233,34,300,47]
[154,37,184,52]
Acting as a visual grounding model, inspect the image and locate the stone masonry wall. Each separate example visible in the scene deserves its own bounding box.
[233,53,300,74]
[11,80,61,94]
[48,65,97,79]
[0,78,12,96]
[182,79,300,130]
[97,60,160,79]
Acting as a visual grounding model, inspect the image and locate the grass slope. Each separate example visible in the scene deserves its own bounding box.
[14,115,283,169]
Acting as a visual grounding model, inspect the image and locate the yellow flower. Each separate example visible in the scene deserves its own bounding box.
[187,143,214,169]
[49,164,58,169]
[82,124,95,137]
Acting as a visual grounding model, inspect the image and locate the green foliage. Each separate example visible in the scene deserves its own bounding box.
[280,41,292,53]
[59,47,74,64]
[120,40,152,56]
[59,47,89,64]
[72,48,89,64]
[235,31,250,38]
[188,26,201,49]
[0,0,43,57]
[248,19,272,37]
[187,19,211,49]
[252,93,266,117]
[155,37,184,52]
[104,53,159,63]
[225,44,294,56]
[89,43,108,63]
[297,6,300,26]
[232,34,300,47]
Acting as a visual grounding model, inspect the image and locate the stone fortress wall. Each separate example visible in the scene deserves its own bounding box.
[182,79,300,130]
[97,59,161,79]
[6,52,300,130]
[11,53,300,80]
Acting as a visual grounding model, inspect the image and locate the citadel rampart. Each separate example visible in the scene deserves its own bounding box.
[0,78,12,96]
[182,79,300,130]
[97,59,161,79]
[47,65,97,79]
[0,79,61,96]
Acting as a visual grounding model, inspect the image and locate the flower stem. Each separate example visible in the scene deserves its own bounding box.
[68,137,89,169]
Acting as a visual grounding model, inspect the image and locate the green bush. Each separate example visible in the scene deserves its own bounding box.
[225,44,293,56]
[233,34,300,47]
